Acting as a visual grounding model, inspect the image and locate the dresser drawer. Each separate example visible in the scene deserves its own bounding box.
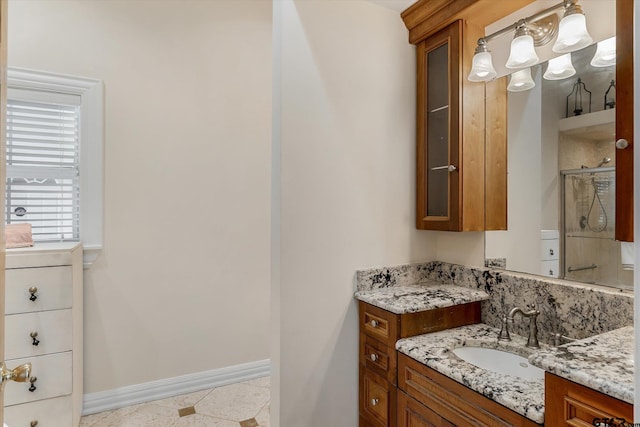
[5,351,72,406]
[5,310,73,360]
[6,266,73,314]
[360,369,395,427]
[359,302,398,346]
[360,333,396,385]
[5,395,73,426]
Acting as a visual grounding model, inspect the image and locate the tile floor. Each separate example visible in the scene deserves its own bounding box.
[79,376,270,427]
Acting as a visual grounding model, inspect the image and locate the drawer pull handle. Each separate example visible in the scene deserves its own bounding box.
[369,353,378,362]
[29,376,37,392]
[31,421,38,427]
[371,398,379,406]
[370,320,379,328]
[28,287,38,302]
[549,249,554,256]
[30,331,40,346]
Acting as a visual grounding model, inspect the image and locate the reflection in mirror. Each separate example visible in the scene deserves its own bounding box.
[485,42,632,290]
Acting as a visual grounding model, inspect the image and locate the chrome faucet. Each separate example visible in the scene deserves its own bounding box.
[497,305,541,349]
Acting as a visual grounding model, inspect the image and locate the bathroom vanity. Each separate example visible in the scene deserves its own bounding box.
[355,261,634,426]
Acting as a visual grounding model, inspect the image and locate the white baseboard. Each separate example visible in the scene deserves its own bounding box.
[82,359,270,416]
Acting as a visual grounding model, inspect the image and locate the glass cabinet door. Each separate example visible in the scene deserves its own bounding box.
[417,21,460,230]
[426,42,450,217]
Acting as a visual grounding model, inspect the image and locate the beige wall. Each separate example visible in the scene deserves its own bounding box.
[277,1,436,424]
[8,0,272,393]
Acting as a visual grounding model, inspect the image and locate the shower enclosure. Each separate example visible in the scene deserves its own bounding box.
[561,166,630,288]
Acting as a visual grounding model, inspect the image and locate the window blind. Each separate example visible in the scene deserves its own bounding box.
[6,98,81,242]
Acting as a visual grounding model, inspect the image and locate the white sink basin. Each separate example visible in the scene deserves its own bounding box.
[451,346,544,381]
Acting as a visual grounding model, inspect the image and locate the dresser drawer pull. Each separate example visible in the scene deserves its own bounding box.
[30,331,40,346]
[28,287,38,301]
[31,421,38,427]
[369,353,379,362]
[28,376,37,392]
[370,320,379,328]
[371,398,379,406]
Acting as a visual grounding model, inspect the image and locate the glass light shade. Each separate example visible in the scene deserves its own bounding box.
[468,51,497,82]
[507,68,535,92]
[590,36,616,67]
[552,13,593,53]
[543,54,576,80]
[506,35,539,69]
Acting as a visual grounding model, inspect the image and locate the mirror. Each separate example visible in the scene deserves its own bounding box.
[485,40,632,290]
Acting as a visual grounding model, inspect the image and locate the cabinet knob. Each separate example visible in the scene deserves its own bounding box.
[549,270,554,276]
[616,138,629,149]
[31,421,38,427]
[371,398,379,406]
[29,376,37,392]
[549,249,554,256]
[30,331,40,346]
[370,353,378,362]
[369,320,378,328]
[28,287,38,301]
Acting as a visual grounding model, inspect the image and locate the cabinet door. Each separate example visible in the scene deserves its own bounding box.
[545,373,633,427]
[397,390,454,427]
[615,0,633,242]
[416,21,461,231]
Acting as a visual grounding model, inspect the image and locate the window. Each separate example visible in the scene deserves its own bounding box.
[6,68,104,265]
[7,93,81,241]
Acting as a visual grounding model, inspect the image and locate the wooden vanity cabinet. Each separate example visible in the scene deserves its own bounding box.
[545,373,633,427]
[358,301,482,427]
[615,0,634,242]
[398,354,540,427]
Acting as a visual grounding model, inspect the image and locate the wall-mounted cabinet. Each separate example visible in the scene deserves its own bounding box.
[407,2,527,232]
[416,20,502,231]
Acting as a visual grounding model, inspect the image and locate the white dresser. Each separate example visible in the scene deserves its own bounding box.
[4,243,83,427]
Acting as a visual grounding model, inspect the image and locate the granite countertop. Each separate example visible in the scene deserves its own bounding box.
[529,326,634,404]
[354,282,490,314]
[396,323,545,424]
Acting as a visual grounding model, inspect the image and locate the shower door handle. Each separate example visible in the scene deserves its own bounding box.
[615,138,629,149]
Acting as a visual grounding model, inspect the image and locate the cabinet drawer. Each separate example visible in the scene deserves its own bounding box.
[541,239,559,261]
[5,310,73,360]
[540,260,560,278]
[360,369,396,427]
[359,302,398,346]
[5,352,72,406]
[5,395,72,426]
[6,266,73,314]
[360,333,396,385]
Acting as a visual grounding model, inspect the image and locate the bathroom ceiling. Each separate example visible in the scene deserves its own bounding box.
[364,0,415,13]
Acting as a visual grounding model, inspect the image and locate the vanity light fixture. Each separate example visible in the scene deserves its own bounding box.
[590,36,616,67]
[552,0,593,53]
[507,68,535,92]
[468,0,594,85]
[543,53,576,80]
[506,23,539,69]
[468,40,497,82]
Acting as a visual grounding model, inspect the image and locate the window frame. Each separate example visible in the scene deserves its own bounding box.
[7,67,104,267]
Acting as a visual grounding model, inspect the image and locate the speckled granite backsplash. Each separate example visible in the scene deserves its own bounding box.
[356,261,633,345]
